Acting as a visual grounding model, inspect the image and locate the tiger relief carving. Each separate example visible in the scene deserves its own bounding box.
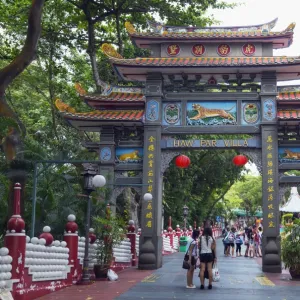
[190,103,235,120]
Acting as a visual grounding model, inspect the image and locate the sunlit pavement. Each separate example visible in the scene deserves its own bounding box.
[117,239,300,300]
[39,239,300,300]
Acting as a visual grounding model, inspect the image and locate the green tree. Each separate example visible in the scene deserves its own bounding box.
[225,175,262,220]
[163,149,243,228]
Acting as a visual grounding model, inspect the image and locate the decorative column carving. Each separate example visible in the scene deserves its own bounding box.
[139,73,163,270]
[99,127,116,213]
[260,71,281,273]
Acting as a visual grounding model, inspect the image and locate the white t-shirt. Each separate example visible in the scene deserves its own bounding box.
[200,236,213,254]
[189,240,198,257]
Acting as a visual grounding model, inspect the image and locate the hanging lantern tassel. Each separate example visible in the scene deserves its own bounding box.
[175,155,191,168]
[232,154,248,167]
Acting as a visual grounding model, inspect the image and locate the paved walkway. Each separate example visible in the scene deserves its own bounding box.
[39,240,300,300]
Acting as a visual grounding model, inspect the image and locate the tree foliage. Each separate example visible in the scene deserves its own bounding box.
[0,0,239,236]
[163,149,244,228]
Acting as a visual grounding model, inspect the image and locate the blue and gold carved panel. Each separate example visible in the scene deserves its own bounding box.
[116,148,143,163]
[241,102,260,125]
[279,147,300,163]
[186,101,237,126]
[263,99,276,121]
[100,147,112,162]
[146,100,159,122]
[162,103,181,125]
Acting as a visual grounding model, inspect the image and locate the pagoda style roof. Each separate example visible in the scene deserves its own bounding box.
[125,19,295,49]
[55,99,144,130]
[101,44,300,82]
[277,109,300,119]
[277,86,300,101]
[74,83,145,109]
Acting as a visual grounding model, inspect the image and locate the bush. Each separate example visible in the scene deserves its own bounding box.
[281,224,300,272]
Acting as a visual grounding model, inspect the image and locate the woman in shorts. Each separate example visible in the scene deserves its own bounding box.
[186,229,200,289]
[199,227,216,290]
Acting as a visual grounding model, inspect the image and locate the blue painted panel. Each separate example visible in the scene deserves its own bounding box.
[162,103,181,125]
[116,148,144,163]
[279,147,300,163]
[263,99,276,121]
[186,101,237,126]
[146,100,159,121]
[241,102,260,125]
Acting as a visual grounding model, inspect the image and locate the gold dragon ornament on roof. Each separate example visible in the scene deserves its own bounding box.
[125,21,136,35]
[74,83,87,96]
[55,99,76,114]
[101,43,123,59]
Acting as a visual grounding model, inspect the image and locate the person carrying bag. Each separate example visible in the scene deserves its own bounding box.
[183,229,200,289]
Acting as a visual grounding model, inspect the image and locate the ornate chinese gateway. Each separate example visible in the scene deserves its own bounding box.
[56,17,300,273]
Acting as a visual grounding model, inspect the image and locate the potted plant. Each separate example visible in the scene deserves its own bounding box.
[92,214,126,279]
[281,222,300,279]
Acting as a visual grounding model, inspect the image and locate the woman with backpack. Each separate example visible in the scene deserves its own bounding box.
[186,229,200,289]
[225,227,236,257]
[235,229,243,257]
[199,227,216,290]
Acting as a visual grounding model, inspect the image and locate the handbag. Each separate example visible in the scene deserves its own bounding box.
[182,242,193,270]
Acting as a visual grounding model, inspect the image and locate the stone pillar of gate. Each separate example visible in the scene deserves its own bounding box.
[260,71,281,273]
[139,73,163,270]
[98,127,115,213]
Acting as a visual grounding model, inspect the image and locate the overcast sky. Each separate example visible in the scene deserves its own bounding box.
[207,0,300,86]
[207,0,295,176]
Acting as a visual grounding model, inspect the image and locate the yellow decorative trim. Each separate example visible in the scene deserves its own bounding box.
[74,83,87,96]
[55,99,76,114]
[284,22,296,32]
[125,21,136,35]
[101,43,123,59]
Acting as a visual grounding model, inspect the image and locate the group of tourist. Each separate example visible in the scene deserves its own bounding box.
[185,227,217,290]
[222,225,263,258]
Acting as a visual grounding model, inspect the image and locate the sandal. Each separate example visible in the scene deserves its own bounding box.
[186,285,196,289]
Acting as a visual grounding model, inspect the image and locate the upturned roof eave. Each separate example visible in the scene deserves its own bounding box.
[129,33,293,50]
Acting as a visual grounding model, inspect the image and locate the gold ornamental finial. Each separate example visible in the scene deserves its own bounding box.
[74,83,87,96]
[101,43,123,59]
[55,99,76,114]
[125,21,136,35]
[284,22,296,32]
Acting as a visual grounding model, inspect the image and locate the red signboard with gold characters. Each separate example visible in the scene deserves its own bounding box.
[167,44,180,56]
[192,44,205,57]
[242,43,256,56]
[217,44,231,57]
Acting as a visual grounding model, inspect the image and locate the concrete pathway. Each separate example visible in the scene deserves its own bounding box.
[117,240,300,300]
[39,239,300,300]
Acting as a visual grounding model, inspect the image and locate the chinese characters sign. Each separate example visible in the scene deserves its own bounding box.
[242,43,256,56]
[167,44,180,56]
[192,44,206,56]
[217,44,231,56]
[144,135,156,230]
[262,130,278,234]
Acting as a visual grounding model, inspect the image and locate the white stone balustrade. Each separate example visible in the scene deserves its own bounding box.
[0,247,13,290]
[113,238,131,263]
[163,236,172,253]
[88,243,97,269]
[77,237,85,264]
[173,236,179,252]
[25,236,70,281]
[135,234,140,257]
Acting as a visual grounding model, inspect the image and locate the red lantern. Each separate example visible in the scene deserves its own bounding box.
[232,155,248,167]
[175,155,191,168]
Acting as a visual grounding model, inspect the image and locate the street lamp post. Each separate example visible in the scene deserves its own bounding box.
[81,165,106,285]
[183,204,189,231]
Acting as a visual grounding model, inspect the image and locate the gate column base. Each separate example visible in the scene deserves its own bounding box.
[138,235,162,270]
